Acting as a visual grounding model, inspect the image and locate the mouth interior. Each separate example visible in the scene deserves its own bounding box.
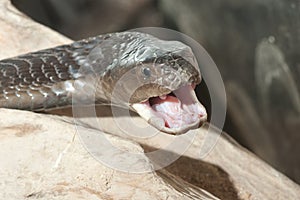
[132,84,207,133]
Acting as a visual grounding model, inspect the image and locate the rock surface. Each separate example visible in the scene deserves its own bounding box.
[0,0,299,199]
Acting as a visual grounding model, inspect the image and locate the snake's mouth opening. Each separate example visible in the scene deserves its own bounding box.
[131,84,207,134]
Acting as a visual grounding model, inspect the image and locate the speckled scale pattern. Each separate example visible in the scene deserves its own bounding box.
[0,35,104,110]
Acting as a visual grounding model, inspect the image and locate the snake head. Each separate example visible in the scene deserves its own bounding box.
[98,32,207,134]
[131,49,207,134]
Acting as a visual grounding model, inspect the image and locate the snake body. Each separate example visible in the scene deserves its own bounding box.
[0,34,104,110]
[0,32,207,134]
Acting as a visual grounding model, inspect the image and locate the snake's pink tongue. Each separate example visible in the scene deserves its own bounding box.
[131,84,207,134]
[150,96,183,128]
[150,86,205,129]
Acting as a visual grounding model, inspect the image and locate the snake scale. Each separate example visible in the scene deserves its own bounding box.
[0,32,207,134]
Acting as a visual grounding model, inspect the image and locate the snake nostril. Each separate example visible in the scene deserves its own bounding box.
[169,60,175,66]
[156,58,163,64]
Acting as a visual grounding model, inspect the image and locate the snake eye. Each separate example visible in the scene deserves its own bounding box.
[142,67,151,78]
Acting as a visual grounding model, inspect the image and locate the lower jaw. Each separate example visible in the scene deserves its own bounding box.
[148,117,205,135]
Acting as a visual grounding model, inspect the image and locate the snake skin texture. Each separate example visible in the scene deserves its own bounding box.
[0,35,107,110]
[0,32,201,111]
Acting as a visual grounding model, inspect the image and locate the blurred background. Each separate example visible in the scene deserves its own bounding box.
[12,0,300,184]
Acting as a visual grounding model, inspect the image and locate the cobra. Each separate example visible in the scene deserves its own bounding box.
[0,32,207,134]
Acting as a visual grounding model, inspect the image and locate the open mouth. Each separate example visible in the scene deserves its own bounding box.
[131,84,207,134]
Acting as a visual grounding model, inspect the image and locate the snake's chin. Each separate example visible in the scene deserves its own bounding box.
[131,84,207,135]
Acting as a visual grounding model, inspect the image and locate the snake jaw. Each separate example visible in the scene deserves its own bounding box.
[131,84,207,135]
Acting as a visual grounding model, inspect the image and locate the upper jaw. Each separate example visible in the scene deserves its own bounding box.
[131,84,207,135]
